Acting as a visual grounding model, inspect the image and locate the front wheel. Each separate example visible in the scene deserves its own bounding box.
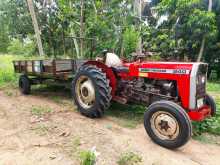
[144,101,192,149]
[205,94,216,116]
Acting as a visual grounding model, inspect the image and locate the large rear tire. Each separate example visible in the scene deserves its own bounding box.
[72,65,111,118]
[144,101,192,149]
[19,75,31,95]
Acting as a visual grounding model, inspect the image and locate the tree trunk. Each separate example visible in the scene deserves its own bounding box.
[80,0,85,58]
[197,38,205,62]
[197,0,212,62]
[48,29,52,56]
[26,0,44,56]
[71,29,80,58]
[62,27,66,56]
[134,0,142,54]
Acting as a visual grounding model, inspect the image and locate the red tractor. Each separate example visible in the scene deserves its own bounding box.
[14,51,216,149]
[72,51,216,149]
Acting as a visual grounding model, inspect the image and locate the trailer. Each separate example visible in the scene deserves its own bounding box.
[13,59,86,94]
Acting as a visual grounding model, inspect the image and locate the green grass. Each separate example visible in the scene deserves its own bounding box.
[106,103,145,128]
[79,150,96,165]
[31,105,52,117]
[117,151,142,165]
[207,81,220,92]
[193,133,220,145]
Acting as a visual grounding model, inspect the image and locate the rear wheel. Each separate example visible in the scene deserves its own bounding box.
[72,65,111,118]
[205,94,216,116]
[144,101,192,149]
[19,75,31,95]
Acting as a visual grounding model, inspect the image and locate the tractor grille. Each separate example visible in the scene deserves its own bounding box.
[196,81,206,98]
[196,64,208,98]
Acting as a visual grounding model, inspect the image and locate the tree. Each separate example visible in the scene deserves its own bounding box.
[80,0,85,58]
[142,0,218,61]
[27,0,44,56]
[197,0,213,62]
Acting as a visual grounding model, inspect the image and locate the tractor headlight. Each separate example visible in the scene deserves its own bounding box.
[197,75,206,84]
[201,76,206,84]
[197,98,204,108]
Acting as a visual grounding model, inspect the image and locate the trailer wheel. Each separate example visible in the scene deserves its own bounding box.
[72,65,111,118]
[19,75,31,95]
[144,101,192,149]
[205,94,216,116]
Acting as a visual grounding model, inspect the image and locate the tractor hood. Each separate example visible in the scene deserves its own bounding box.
[123,61,208,76]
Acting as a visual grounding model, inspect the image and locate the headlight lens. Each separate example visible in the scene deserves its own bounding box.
[201,76,206,84]
[197,75,206,84]
[197,98,204,108]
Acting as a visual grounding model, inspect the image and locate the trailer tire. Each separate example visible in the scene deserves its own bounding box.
[19,75,31,95]
[72,65,111,118]
[144,101,192,149]
[205,94,216,116]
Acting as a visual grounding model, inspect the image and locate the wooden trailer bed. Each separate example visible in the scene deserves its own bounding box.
[13,59,86,80]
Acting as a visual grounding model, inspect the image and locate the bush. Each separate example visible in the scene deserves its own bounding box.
[0,55,18,87]
[7,39,23,55]
[0,31,10,53]
[7,38,36,56]
[123,27,140,58]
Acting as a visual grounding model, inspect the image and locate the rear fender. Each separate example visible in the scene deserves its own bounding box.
[83,61,117,97]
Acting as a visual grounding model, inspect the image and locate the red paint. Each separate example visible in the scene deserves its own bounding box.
[188,105,211,121]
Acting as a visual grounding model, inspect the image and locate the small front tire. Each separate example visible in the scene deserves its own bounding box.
[144,101,192,149]
[205,94,216,116]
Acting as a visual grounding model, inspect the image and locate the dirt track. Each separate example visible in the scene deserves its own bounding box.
[0,88,220,165]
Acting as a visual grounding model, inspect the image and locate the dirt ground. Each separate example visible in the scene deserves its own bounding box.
[1,88,220,165]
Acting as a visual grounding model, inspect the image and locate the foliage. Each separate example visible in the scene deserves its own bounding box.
[123,27,140,58]
[79,150,96,165]
[0,24,9,53]
[0,55,18,87]
[142,0,219,61]
[207,81,220,92]
[7,39,36,55]
[107,103,145,128]
[117,151,142,165]
[0,0,219,67]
